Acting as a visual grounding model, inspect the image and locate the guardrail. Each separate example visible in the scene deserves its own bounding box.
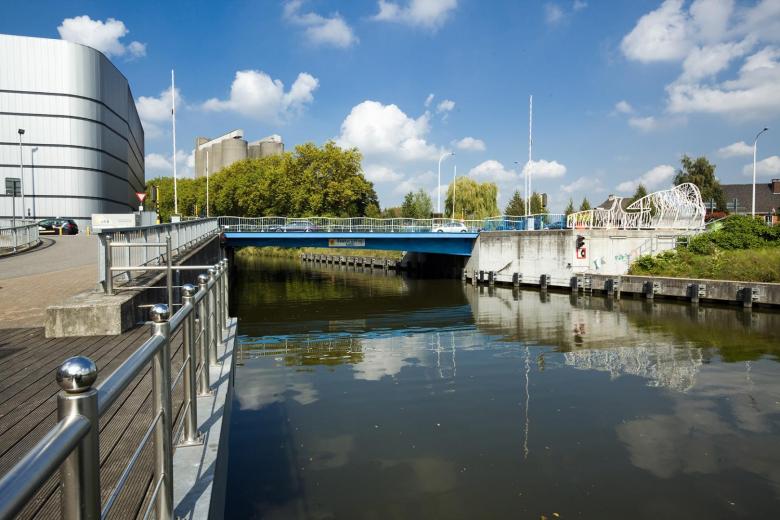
[98,218,219,290]
[0,259,231,520]
[0,219,40,254]
[218,214,566,233]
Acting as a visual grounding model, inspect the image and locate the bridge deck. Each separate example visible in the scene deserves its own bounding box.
[0,325,190,519]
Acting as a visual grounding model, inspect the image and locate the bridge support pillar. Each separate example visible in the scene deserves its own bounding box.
[488,271,495,286]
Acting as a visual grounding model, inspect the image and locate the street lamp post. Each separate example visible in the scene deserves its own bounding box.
[18,129,25,220]
[437,151,454,215]
[752,127,768,217]
[452,164,457,219]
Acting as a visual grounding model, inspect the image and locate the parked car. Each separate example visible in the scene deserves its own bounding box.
[432,221,469,233]
[38,218,79,235]
[545,220,568,230]
[272,219,317,232]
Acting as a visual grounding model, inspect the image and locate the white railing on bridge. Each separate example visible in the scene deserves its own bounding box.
[218,214,566,233]
[566,183,706,231]
[0,219,40,255]
[98,218,220,290]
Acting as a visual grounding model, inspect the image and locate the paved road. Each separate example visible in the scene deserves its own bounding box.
[0,235,98,328]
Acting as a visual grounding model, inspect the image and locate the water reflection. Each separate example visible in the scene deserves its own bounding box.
[226,257,780,519]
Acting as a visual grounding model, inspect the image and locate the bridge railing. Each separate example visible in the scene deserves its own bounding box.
[0,219,40,255]
[218,214,566,233]
[98,218,220,291]
[0,260,231,520]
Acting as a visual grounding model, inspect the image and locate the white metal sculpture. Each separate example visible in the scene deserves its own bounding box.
[566,183,705,230]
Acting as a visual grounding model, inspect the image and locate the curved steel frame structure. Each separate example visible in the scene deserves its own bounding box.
[567,183,705,230]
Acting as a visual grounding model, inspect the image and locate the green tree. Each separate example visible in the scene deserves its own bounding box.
[381,206,402,218]
[674,155,726,210]
[444,177,499,220]
[564,198,575,216]
[401,189,433,219]
[630,183,648,205]
[504,190,525,215]
[579,197,591,211]
[529,191,546,214]
[146,141,379,221]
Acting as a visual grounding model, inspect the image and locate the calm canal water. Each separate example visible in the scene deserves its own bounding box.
[225,257,780,519]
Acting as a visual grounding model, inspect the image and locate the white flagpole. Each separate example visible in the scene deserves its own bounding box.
[452,164,457,219]
[206,150,210,217]
[527,94,532,216]
[171,70,178,216]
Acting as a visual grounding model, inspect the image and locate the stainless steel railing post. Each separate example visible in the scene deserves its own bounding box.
[196,274,212,394]
[150,305,174,520]
[207,268,219,365]
[180,285,199,445]
[217,261,226,335]
[165,235,173,310]
[104,234,113,295]
[222,257,230,330]
[56,356,101,520]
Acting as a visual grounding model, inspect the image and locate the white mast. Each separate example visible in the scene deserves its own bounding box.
[171,70,178,216]
[206,150,210,217]
[452,164,457,219]
[527,94,532,216]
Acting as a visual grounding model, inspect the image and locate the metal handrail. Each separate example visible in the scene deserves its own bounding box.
[217,214,567,233]
[0,257,231,520]
[0,219,40,254]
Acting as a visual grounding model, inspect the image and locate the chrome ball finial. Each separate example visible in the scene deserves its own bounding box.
[56,356,98,393]
[181,283,197,297]
[150,303,170,323]
[197,273,209,285]
[208,268,217,278]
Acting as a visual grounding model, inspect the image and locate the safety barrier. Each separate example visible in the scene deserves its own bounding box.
[0,259,231,520]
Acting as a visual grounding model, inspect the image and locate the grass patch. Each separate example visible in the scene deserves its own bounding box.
[628,215,780,282]
[235,246,404,261]
[628,247,780,282]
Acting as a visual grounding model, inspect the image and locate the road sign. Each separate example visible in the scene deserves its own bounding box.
[136,192,147,203]
[5,178,20,196]
[577,247,587,259]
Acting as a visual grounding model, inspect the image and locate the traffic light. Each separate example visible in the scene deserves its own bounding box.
[576,235,587,259]
[576,235,585,249]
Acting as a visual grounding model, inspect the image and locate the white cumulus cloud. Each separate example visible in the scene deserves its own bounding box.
[135,86,182,139]
[284,0,358,48]
[436,99,455,113]
[145,149,195,178]
[523,159,567,179]
[424,93,435,107]
[373,0,458,29]
[454,137,485,151]
[621,0,691,63]
[615,100,634,114]
[337,100,441,161]
[718,141,753,158]
[364,164,404,183]
[742,155,780,176]
[616,164,675,194]
[203,70,318,122]
[57,15,146,59]
[628,116,658,132]
[468,160,516,182]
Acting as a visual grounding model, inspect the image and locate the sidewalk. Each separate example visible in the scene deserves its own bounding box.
[0,235,98,328]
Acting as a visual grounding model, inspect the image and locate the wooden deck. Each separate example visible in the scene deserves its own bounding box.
[0,325,190,519]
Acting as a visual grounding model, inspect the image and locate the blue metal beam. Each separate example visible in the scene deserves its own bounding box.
[223,232,478,256]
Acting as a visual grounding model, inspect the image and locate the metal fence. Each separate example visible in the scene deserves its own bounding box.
[0,219,40,254]
[98,218,220,290]
[0,259,231,520]
[218,214,566,233]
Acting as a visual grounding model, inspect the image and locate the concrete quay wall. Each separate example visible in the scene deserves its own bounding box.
[465,229,682,287]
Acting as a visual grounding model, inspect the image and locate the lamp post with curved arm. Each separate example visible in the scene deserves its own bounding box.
[437,151,454,215]
[752,127,768,217]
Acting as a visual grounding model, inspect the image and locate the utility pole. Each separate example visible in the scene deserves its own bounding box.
[206,150,210,218]
[452,164,457,219]
[171,70,178,216]
[437,151,454,215]
[752,127,768,217]
[18,129,25,220]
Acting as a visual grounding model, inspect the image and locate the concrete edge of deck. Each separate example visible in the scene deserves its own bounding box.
[173,316,236,520]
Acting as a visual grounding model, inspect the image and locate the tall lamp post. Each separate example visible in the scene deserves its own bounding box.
[752,127,768,217]
[452,164,457,219]
[17,129,25,220]
[437,151,454,215]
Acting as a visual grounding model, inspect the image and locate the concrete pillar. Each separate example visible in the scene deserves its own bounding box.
[513,273,520,287]
[569,276,578,292]
[540,274,550,290]
[488,271,495,286]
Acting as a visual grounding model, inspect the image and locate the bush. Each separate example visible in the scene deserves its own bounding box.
[686,215,779,254]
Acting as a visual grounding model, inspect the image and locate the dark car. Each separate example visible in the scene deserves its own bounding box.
[38,218,79,235]
[272,219,317,232]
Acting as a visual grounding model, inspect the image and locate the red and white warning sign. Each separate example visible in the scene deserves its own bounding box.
[577,247,587,259]
[136,192,147,203]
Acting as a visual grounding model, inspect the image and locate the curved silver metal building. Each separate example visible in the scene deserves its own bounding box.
[0,34,144,228]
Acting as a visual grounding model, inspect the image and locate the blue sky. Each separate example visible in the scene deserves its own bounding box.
[3,0,780,212]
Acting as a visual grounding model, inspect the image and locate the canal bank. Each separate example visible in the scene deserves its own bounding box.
[224,256,780,519]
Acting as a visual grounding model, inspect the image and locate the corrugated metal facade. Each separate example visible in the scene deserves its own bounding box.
[0,34,144,228]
